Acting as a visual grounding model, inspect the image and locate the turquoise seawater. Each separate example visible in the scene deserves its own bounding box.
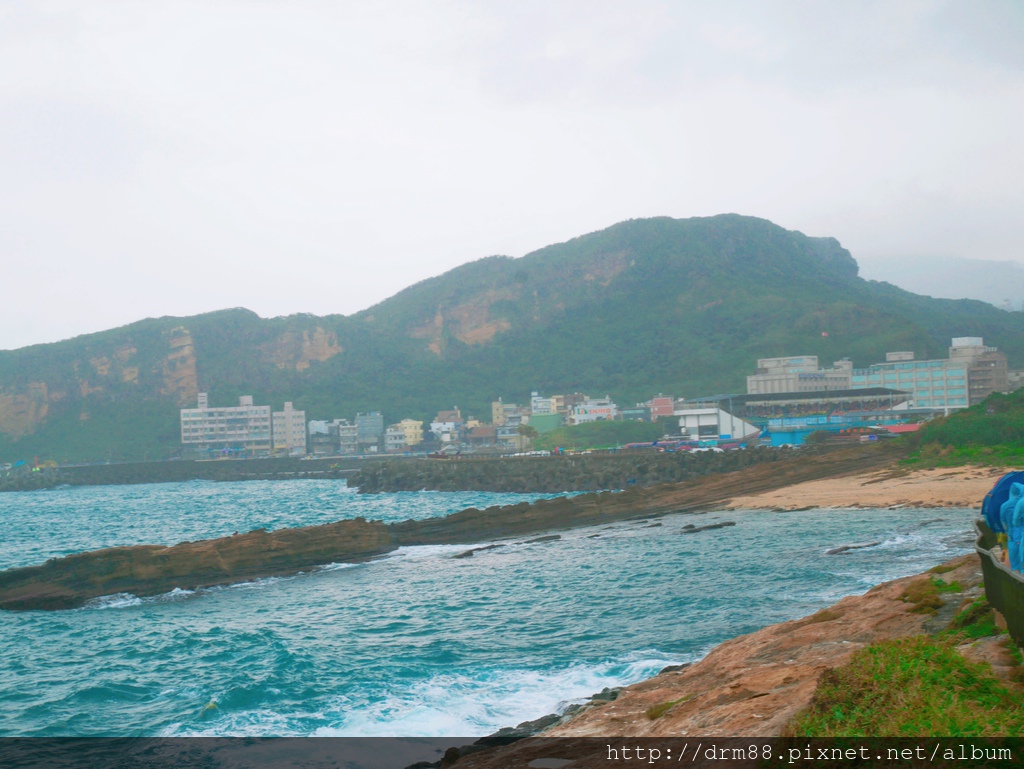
[0,480,976,737]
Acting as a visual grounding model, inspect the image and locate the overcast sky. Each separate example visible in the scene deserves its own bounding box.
[2,1,1023,350]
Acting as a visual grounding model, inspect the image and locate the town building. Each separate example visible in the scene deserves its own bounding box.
[496,409,529,448]
[948,337,1009,404]
[568,396,619,424]
[384,424,407,453]
[180,393,272,455]
[690,388,911,445]
[530,391,557,415]
[355,412,384,452]
[748,338,1008,411]
[272,402,306,455]
[334,419,359,454]
[621,406,652,421]
[561,393,589,412]
[645,395,676,420]
[674,407,759,443]
[431,408,463,444]
[307,418,359,455]
[397,419,424,447]
[308,420,333,455]
[747,356,854,395]
[491,399,519,426]
[849,339,1007,409]
[467,424,498,446]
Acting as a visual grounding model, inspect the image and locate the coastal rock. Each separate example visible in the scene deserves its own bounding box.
[825,541,882,554]
[540,554,981,739]
[680,521,736,534]
[439,555,982,769]
[0,517,395,611]
[0,444,901,611]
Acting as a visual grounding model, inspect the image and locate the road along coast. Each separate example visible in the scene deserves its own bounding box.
[0,444,930,611]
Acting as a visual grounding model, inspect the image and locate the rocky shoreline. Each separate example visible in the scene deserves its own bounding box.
[0,444,896,611]
[416,551,991,768]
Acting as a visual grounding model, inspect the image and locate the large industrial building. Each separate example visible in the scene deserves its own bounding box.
[746,337,1008,411]
[690,388,911,446]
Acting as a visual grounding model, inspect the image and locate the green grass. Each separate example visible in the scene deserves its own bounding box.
[533,420,666,452]
[941,598,1001,642]
[783,636,1024,737]
[899,577,961,615]
[645,694,694,720]
[903,443,1024,469]
[901,389,1024,469]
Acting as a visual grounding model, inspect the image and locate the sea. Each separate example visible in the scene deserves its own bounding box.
[0,479,977,737]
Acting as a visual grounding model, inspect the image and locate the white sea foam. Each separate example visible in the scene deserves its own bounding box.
[316,562,362,573]
[313,651,692,737]
[84,592,142,610]
[386,543,491,561]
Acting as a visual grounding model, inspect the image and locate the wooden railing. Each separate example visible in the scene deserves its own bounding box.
[976,518,1024,648]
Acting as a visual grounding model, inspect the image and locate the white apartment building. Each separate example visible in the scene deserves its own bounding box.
[530,391,556,415]
[384,424,407,453]
[180,393,272,453]
[273,401,307,455]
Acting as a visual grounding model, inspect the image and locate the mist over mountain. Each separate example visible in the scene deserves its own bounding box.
[858,255,1024,310]
[3,214,1023,463]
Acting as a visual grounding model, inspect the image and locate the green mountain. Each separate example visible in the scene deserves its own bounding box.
[3,214,1023,463]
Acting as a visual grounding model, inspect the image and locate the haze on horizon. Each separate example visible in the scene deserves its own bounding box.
[2,1,1023,351]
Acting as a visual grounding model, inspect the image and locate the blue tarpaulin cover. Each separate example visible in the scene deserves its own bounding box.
[982,471,1024,533]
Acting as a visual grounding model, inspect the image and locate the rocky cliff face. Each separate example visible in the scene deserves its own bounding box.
[0,312,343,450]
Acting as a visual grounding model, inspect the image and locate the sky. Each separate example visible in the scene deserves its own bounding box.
[2,0,1024,350]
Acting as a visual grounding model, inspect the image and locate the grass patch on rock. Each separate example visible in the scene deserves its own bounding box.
[645,694,694,720]
[783,636,1024,737]
[942,598,1000,642]
[900,576,962,615]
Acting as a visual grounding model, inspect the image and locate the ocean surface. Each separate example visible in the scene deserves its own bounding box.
[0,479,976,737]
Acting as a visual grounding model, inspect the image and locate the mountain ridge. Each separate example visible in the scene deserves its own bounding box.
[2,214,1022,463]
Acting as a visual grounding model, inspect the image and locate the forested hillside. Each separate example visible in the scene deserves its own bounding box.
[3,214,1023,462]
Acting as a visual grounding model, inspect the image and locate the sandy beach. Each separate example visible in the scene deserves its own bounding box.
[725,465,1006,510]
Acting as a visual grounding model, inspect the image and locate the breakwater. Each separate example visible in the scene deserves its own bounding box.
[0,443,897,611]
[1,457,376,492]
[349,447,797,493]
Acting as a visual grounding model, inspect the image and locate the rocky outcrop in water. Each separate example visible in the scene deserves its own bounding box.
[0,443,897,611]
[0,518,394,611]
